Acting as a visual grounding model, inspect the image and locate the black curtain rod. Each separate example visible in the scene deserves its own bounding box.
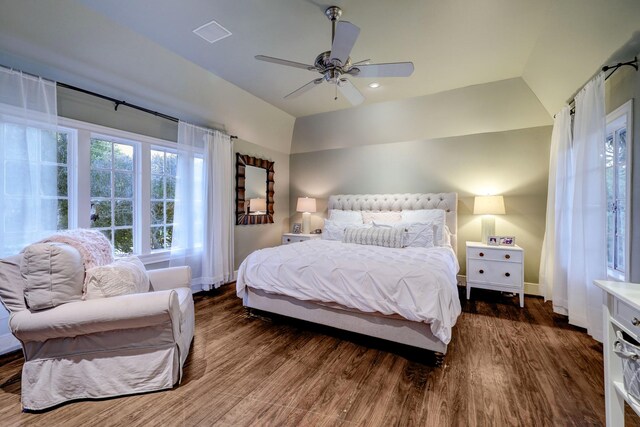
[566,56,638,113]
[602,56,639,80]
[56,81,237,139]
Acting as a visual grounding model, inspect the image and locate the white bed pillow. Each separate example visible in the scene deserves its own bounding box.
[328,209,363,224]
[85,256,150,300]
[401,209,445,224]
[373,222,435,248]
[322,220,371,241]
[361,211,402,224]
[343,226,404,248]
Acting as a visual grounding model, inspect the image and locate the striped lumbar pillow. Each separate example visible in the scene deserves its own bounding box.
[342,226,404,248]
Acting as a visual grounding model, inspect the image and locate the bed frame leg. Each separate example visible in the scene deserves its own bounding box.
[434,352,445,367]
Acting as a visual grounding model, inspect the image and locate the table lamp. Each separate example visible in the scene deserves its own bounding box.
[249,198,266,215]
[296,197,316,234]
[473,195,505,244]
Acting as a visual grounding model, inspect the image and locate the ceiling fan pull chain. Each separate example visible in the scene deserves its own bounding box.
[335,83,338,101]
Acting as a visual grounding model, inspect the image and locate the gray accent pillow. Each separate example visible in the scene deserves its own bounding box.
[21,243,84,311]
[343,226,404,248]
[0,254,27,313]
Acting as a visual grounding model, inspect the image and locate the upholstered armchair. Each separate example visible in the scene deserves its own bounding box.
[0,238,195,411]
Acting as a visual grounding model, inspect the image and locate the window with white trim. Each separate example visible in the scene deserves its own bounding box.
[90,137,135,255]
[605,100,633,281]
[150,148,176,250]
[0,116,205,261]
[0,122,73,256]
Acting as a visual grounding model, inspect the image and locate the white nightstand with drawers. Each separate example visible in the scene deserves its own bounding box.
[282,233,321,245]
[594,280,640,426]
[466,241,525,307]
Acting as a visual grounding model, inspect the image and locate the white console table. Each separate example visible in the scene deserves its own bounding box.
[594,280,640,426]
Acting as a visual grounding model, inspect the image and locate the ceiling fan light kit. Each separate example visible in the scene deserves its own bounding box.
[255,6,414,106]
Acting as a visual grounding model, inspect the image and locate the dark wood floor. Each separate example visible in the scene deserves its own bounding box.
[0,284,638,426]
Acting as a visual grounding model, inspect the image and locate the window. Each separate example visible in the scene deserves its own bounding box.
[605,100,633,281]
[0,116,195,261]
[0,122,71,256]
[150,148,176,250]
[90,137,135,255]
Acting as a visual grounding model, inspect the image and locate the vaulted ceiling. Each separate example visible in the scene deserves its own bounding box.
[80,0,640,118]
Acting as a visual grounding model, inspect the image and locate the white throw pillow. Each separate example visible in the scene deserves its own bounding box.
[85,256,150,300]
[343,226,404,248]
[400,210,447,245]
[328,209,363,224]
[21,243,84,311]
[322,220,371,241]
[361,211,402,224]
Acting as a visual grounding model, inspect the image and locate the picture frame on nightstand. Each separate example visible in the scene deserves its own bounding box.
[487,236,499,246]
[292,223,302,234]
[499,236,515,246]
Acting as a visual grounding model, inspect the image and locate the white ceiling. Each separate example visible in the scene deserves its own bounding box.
[80,0,640,118]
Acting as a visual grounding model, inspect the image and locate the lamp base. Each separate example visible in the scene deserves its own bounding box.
[302,212,311,234]
[480,216,495,244]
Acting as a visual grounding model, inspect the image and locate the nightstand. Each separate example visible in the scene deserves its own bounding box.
[466,241,524,307]
[282,233,321,245]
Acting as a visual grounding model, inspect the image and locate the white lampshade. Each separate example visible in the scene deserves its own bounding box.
[474,195,505,244]
[473,195,505,215]
[296,197,316,213]
[249,198,266,212]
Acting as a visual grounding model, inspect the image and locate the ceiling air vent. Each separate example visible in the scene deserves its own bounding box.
[193,19,231,44]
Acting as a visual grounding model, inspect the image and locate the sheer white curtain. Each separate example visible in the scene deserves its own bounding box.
[567,73,606,339]
[0,68,59,256]
[539,105,573,315]
[539,73,606,341]
[170,121,234,290]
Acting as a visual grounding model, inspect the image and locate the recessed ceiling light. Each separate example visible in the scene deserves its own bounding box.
[368,82,380,89]
[193,19,232,44]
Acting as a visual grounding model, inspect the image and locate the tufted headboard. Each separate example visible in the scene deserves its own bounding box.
[327,193,458,250]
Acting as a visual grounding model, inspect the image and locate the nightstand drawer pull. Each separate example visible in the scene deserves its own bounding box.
[505,254,511,260]
[479,252,484,257]
[505,272,511,277]
[286,238,291,242]
[633,317,640,326]
[479,269,484,274]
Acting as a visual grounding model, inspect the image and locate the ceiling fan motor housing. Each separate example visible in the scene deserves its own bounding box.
[315,51,352,76]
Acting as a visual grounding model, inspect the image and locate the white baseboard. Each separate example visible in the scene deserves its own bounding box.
[457,275,542,296]
[524,282,542,296]
[0,333,20,355]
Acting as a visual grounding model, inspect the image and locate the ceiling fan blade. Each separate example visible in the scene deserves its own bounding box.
[350,62,414,78]
[351,58,371,66]
[330,21,360,66]
[255,55,316,71]
[284,78,324,99]
[337,79,364,105]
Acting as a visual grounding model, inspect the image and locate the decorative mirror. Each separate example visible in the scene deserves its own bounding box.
[236,153,274,225]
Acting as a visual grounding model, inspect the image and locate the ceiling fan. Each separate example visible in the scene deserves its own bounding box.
[255,6,414,105]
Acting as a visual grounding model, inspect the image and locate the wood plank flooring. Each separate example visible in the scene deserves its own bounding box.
[0,284,638,426]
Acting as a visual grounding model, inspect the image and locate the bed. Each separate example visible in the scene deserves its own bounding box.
[236,193,461,357]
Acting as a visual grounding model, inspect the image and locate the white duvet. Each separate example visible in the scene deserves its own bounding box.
[236,240,461,344]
